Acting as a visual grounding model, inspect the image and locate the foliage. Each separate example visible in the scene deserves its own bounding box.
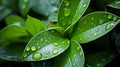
[0,0,120,67]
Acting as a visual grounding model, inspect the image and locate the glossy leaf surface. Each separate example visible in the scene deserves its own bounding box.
[25,16,45,35]
[5,15,25,26]
[85,51,117,67]
[0,25,28,42]
[23,29,70,61]
[72,12,120,44]
[108,0,120,9]
[58,0,90,29]
[55,40,84,67]
[0,44,25,61]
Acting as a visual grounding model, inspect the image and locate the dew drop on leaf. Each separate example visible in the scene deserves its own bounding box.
[77,47,80,50]
[52,49,58,55]
[99,19,104,24]
[31,46,37,51]
[108,15,112,19]
[106,23,114,30]
[73,63,76,66]
[26,47,30,51]
[93,33,97,36]
[80,51,83,56]
[67,61,70,64]
[32,52,42,60]
[45,51,49,54]
[64,0,70,7]
[83,4,87,8]
[113,17,118,21]
[54,43,58,46]
[91,17,94,21]
[23,53,28,58]
[40,38,44,42]
[64,8,71,17]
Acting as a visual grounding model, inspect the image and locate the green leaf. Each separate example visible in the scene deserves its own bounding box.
[55,40,84,67]
[72,12,120,44]
[0,37,10,48]
[32,0,60,16]
[25,16,45,36]
[48,13,58,22]
[58,0,90,29]
[115,33,120,50]
[23,28,70,61]
[5,15,25,26]
[0,43,25,61]
[0,6,11,21]
[85,51,117,67]
[18,0,32,16]
[0,25,29,42]
[31,60,55,67]
[107,0,120,9]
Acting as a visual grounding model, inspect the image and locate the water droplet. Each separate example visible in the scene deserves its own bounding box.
[77,47,80,50]
[113,17,117,21]
[51,30,54,33]
[32,52,42,60]
[64,8,71,17]
[54,43,58,46]
[93,33,97,36]
[99,19,104,24]
[73,55,76,59]
[108,15,112,19]
[91,17,94,21]
[52,49,58,55]
[41,38,44,42]
[83,4,87,8]
[31,46,37,51]
[80,51,83,56]
[45,51,49,54]
[26,47,30,51]
[64,0,70,7]
[96,64,102,67]
[45,40,48,42]
[106,23,114,30]
[73,63,76,66]
[96,28,99,32]
[23,53,27,58]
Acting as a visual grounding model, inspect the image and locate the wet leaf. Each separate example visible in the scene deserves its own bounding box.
[55,40,84,67]
[0,44,25,61]
[0,25,29,42]
[5,15,25,26]
[25,16,45,36]
[85,51,117,67]
[23,28,70,61]
[72,12,120,44]
[108,0,120,9]
[58,0,90,29]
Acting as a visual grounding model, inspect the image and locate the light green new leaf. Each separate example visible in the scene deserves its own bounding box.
[58,0,90,29]
[0,25,29,42]
[0,44,26,61]
[25,16,45,36]
[23,28,70,61]
[108,0,120,9]
[55,40,84,67]
[85,51,117,67]
[72,12,120,44]
[5,15,25,26]
[18,0,32,16]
